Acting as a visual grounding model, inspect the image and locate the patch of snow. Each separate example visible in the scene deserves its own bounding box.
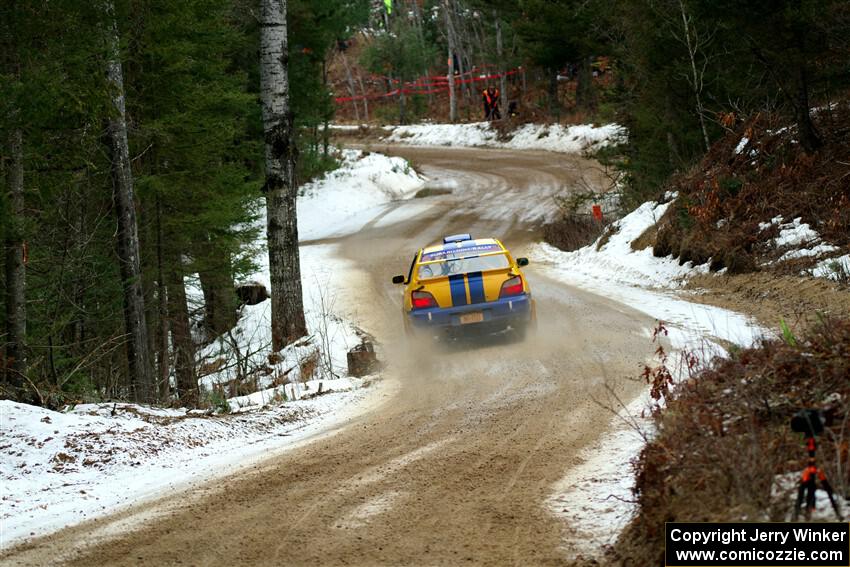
[734,137,749,155]
[327,124,377,131]
[549,393,646,556]
[383,122,626,154]
[766,217,840,264]
[506,123,627,153]
[772,472,848,522]
[766,126,791,136]
[778,243,839,262]
[811,254,850,281]
[298,149,426,240]
[759,215,783,231]
[198,244,362,393]
[774,217,819,247]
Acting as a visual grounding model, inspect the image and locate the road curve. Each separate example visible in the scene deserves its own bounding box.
[4,146,656,566]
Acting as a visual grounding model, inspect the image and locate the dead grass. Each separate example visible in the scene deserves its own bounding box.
[630,223,657,251]
[608,318,850,566]
[542,214,608,252]
[595,223,619,251]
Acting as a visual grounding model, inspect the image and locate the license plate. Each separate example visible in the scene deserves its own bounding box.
[460,312,484,325]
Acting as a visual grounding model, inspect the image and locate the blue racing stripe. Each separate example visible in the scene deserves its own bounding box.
[467,272,485,304]
[448,274,467,306]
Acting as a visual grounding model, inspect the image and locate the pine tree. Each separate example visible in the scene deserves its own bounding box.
[126,0,262,401]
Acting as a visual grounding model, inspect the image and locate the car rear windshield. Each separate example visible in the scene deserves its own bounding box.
[417,253,510,280]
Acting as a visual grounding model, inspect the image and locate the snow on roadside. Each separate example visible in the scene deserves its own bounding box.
[1,148,419,549]
[530,199,764,348]
[298,148,425,240]
[534,197,768,558]
[540,200,707,289]
[196,244,362,399]
[770,217,839,262]
[548,326,726,558]
[383,122,626,154]
[0,388,376,547]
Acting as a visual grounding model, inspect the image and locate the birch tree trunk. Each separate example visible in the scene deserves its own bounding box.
[4,127,26,387]
[104,1,155,403]
[260,0,307,351]
[398,81,407,124]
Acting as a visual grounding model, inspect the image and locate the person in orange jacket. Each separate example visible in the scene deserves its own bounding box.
[482,85,501,121]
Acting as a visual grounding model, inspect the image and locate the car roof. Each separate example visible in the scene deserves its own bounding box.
[421,237,505,256]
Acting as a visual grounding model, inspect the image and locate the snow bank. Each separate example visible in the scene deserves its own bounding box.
[537,201,708,289]
[530,201,764,347]
[383,122,626,154]
[772,217,838,261]
[298,149,425,240]
[548,392,649,556]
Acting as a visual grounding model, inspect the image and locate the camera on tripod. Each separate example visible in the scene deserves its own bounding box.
[789,408,843,521]
[790,408,824,439]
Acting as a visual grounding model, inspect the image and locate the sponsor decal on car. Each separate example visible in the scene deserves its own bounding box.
[420,243,501,261]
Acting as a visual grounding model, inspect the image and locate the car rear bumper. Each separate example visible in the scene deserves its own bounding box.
[407,294,532,331]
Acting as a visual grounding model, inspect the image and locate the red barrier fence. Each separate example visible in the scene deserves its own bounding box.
[335,68,520,104]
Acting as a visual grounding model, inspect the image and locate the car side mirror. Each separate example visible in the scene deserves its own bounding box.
[392,275,405,284]
[517,257,529,267]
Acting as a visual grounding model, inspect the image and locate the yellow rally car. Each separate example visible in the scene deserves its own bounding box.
[392,234,536,339]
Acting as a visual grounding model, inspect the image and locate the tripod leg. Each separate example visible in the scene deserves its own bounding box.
[805,480,817,519]
[821,479,844,521]
[794,482,805,521]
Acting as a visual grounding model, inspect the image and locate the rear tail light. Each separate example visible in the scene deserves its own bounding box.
[499,275,524,298]
[411,290,438,309]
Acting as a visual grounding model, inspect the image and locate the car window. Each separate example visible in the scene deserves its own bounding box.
[417,253,510,280]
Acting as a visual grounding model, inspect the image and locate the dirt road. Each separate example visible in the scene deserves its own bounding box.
[4,146,656,566]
